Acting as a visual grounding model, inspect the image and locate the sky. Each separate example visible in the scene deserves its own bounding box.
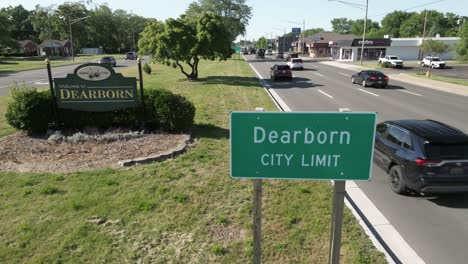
[2,0,468,40]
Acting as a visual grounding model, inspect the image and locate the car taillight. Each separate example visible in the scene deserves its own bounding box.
[384,76,389,80]
[370,76,377,80]
[415,158,442,166]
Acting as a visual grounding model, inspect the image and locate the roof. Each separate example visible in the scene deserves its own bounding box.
[306,32,355,44]
[387,120,468,142]
[39,39,70,48]
[17,40,37,47]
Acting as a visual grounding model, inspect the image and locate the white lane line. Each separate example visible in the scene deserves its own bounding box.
[314,72,324,77]
[399,90,422,97]
[358,88,379,97]
[317,89,334,99]
[339,108,351,112]
[338,72,349,77]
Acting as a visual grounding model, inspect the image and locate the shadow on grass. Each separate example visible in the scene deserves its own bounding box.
[197,76,260,87]
[192,123,229,140]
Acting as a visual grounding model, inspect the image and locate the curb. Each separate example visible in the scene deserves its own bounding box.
[118,135,191,167]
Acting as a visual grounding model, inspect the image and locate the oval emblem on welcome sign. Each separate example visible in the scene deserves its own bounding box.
[77,65,111,81]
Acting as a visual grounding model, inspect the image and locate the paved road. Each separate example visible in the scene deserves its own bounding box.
[382,64,468,79]
[246,54,468,264]
[0,58,142,96]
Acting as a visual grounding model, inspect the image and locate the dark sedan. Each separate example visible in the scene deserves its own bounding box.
[351,70,388,88]
[374,119,468,194]
[98,56,117,67]
[270,64,292,81]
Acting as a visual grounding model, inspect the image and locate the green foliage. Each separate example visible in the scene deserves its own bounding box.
[381,11,415,37]
[143,63,152,74]
[303,28,325,37]
[210,244,227,255]
[40,186,60,195]
[255,37,267,49]
[421,39,449,57]
[380,61,392,68]
[350,19,380,36]
[5,86,52,134]
[145,89,195,132]
[456,22,468,62]
[331,18,352,34]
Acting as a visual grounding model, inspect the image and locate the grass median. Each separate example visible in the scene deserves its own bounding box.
[410,72,468,87]
[0,59,386,263]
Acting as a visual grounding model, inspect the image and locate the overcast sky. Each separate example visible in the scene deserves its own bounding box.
[2,0,467,40]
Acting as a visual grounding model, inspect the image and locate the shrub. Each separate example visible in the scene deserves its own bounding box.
[143,63,152,74]
[5,86,52,134]
[171,61,177,68]
[145,89,195,132]
[380,61,392,68]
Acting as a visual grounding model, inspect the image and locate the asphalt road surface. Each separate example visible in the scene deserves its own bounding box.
[383,64,468,79]
[246,54,468,264]
[0,58,142,96]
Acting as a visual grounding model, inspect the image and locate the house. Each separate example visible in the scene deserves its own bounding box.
[38,39,72,56]
[304,32,355,58]
[17,40,39,56]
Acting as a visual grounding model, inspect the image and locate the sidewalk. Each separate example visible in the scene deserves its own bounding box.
[319,61,468,96]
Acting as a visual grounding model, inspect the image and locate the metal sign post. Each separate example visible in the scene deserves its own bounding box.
[45,59,57,126]
[253,107,264,264]
[137,57,145,124]
[328,180,346,264]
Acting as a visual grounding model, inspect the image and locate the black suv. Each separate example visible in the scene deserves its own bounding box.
[255,49,265,59]
[374,120,468,194]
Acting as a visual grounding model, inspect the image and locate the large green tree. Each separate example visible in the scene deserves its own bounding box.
[456,22,468,62]
[141,12,233,80]
[255,37,267,49]
[381,11,415,37]
[350,19,380,36]
[0,12,16,48]
[331,18,352,34]
[1,5,36,41]
[185,0,252,41]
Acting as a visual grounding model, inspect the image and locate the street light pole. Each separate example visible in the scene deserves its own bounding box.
[359,0,369,66]
[68,16,90,62]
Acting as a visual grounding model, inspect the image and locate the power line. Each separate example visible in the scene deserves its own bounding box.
[369,0,446,18]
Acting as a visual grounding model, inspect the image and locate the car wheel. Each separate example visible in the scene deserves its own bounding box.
[430,64,435,69]
[351,77,355,84]
[362,80,367,87]
[389,166,407,194]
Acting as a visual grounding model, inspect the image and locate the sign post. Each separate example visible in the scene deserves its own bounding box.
[253,107,264,264]
[230,111,377,263]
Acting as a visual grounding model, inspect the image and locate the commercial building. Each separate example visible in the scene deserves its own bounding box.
[304,32,355,58]
[387,37,459,60]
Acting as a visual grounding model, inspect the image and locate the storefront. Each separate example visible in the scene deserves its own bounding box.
[334,38,392,61]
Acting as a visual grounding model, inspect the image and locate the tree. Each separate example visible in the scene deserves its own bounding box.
[138,19,164,57]
[185,0,252,41]
[331,18,351,34]
[255,37,267,49]
[381,11,414,37]
[456,21,468,62]
[420,39,449,75]
[0,12,15,48]
[350,19,380,36]
[1,5,36,41]
[303,28,325,37]
[142,12,233,80]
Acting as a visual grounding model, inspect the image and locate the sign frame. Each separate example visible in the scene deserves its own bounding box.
[230,111,377,181]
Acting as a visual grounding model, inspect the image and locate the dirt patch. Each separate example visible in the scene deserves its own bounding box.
[0,131,190,173]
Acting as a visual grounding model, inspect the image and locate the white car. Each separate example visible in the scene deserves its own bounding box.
[287,58,304,71]
[421,56,446,68]
[265,49,273,56]
[378,55,404,68]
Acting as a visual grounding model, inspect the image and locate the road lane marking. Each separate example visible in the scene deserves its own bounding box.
[314,72,324,77]
[339,108,351,112]
[317,89,333,99]
[338,72,349,77]
[358,88,379,97]
[399,90,422,97]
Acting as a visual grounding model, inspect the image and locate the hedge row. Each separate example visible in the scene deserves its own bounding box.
[5,87,195,134]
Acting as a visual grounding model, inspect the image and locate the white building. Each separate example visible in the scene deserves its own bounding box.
[387,36,459,60]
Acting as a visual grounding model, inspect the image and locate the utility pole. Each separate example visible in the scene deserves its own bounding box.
[48,13,54,57]
[69,16,90,62]
[359,0,369,66]
[303,18,306,54]
[420,12,428,60]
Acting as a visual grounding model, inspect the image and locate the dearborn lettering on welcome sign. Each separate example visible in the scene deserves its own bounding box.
[53,63,137,112]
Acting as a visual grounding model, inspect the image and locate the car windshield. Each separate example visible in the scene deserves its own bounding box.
[425,143,468,159]
[277,65,290,70]
[389,56,399,60]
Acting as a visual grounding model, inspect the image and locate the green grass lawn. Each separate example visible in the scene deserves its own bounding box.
[0,95,15,138]
[0,59,386,263]
[0,54,125,73]
[410,72,468,87]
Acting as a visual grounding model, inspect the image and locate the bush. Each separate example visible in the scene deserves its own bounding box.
[145,89,195,132]
[143,63,152,74]
[5,86,53,134]
[380,61,392,68]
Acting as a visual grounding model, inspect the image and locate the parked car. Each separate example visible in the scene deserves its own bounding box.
[351,70,389,88]
[276,52,284,59]
[270,64,292,81]
[242,48,249,55]
[378,55,404,68]
[249,48,257,54]
[125,52,137,60]
[421,56,446,68]
[255,49,265,59]
[98,56,116,67]
[265,49,273,56]
[374,119,468,194]
[284,53,299,62]
[287,58,304,71]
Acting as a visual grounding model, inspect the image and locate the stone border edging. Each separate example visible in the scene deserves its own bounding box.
[117,134,192,167]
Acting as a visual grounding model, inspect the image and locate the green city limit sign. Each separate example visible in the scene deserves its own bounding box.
[230,112,377,180]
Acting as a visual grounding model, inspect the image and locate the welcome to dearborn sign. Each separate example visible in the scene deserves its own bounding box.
[230,112,377,180]
[53,63,137,112]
